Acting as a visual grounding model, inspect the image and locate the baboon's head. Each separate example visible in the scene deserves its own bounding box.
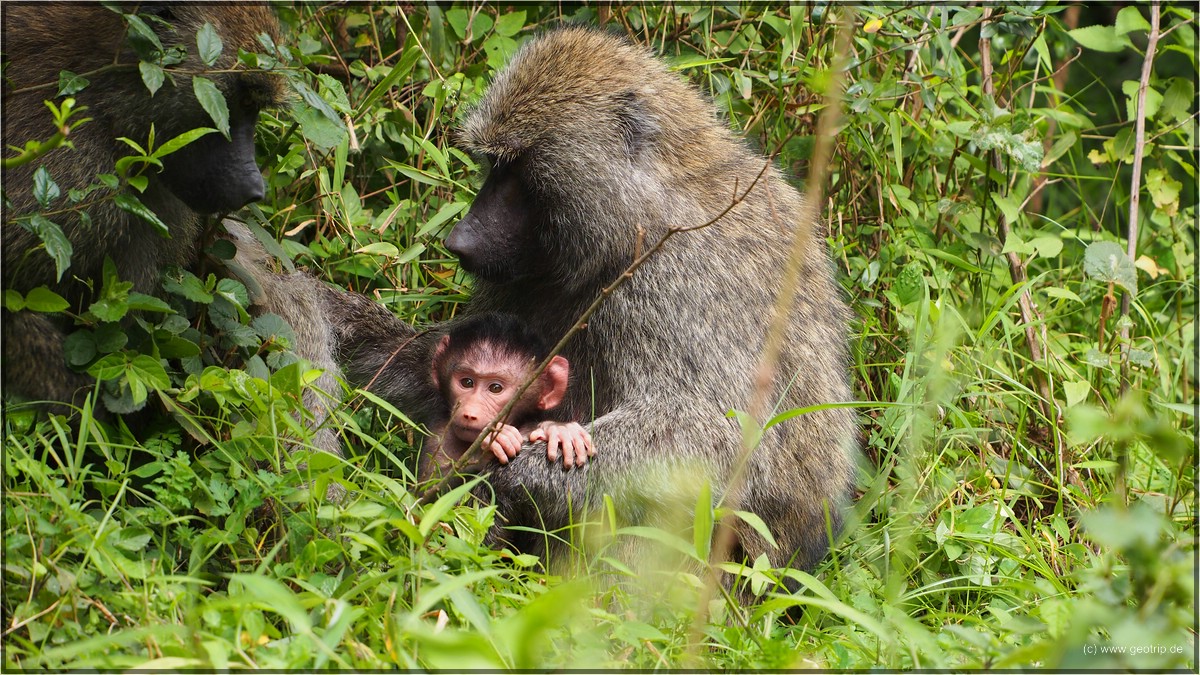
[450,27,729,286]
[4,3,287,216]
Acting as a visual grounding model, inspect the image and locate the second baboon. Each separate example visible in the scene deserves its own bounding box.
[329,26,857,581]
[2,4,344,468]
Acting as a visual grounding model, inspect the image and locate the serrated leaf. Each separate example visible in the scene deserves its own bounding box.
[287,74,343,128]
[1067,25,1130,53]
[24,215,73,281]
[1115,6,1152,35]
[139,61,165,95]
[163,269,214,303]
[89,353,128,381]
[192,76,230,139]
[129,355,170,390]
[126,292,172,313]
[114,193,169,237]
[24,286,69,313]
[1083,241,1138,293]
[196,22,223,66]
[33,166,60,208]
[1159,77,1195,123]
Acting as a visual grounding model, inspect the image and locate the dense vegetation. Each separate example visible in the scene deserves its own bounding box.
[3,3,1195,670]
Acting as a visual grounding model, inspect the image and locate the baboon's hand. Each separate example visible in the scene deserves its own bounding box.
[530,421,595,469]
[486,424,524,463]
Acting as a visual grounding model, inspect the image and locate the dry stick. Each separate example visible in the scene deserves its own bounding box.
[686,12,855,656]
[413,161,778,507]
[1119,3,1161,396]
[979,9,1053,422]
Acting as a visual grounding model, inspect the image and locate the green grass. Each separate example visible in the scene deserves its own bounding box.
[3,3,1195,670]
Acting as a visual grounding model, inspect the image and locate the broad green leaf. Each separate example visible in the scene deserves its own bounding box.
[419,477,484,538]
[57,70,89,96]
[196,22,223,66]
[192,76,230,139]
[1043,287,1082,303]
[1067,25,1130,53]
[1122,80,1162,121]
[1063,380,1090,407]
[114,193,169,237]
[1030,235,1063,258]
[24,287,69,313]
[445,8,469,39]
[1115,6,1152,35]
[33,166,60,208]
[1159,77,1195,123]
[139,61,165,95]
[227,574,313,634]
[493,11,526,37]
[1083,241,1137,293]
[24,215,73,281]
[3,290,24,312]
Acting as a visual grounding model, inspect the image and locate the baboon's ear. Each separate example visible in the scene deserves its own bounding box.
[537,355,570,411]
[616,91,660,153]
[430,334,451,387]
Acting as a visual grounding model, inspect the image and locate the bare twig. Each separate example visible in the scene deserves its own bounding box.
[1119,3,1162,395]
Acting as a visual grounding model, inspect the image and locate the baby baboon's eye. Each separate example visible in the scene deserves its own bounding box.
[460,377,474,388]
[488,382,504,394]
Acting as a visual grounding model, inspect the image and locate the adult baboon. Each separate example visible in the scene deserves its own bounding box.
[330,26,857,577]
[2,4,343,462]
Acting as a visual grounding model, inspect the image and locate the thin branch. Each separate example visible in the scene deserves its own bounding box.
[1119,3,1161,395]
[979,7,1055,423]
[687,9,855,657]
[413,152,778,507]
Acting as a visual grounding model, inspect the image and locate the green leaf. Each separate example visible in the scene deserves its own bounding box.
[445,8,469,39]
[893,262,925,305]
[88,353,128,381]
[24,287,69,313]
[493,11,526,37]
[114,193,169,237]
[1067,25,1131,53]
[153,127,217,159]
[196,22,223,66]
[192,76,230,139]
[57,70,90,96]
[1159,77,1195,123]
[419,477,485,539]
[33,166,60,208]
[24,215,73,281]
[1083,241,1138,294]
[287,74,343,128]
[63,330,97,366]
[163,269,214,303]
[126,292,172,313]
[1122,80,1162,121]
[124,14,164,56]
[227,574,313,634]
[1063,380,1090,407]
[139,61,165,96]
[1030,235,1063,258]
[3,290,24,312]
[1115,6,1152,35]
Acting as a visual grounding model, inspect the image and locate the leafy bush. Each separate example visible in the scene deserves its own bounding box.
[3,3,1194,670]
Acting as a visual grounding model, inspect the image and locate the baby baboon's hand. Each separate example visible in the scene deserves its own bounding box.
[529,421,595,469]
[486,424,524,464]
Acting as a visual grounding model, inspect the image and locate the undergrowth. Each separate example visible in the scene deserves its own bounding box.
[3,3,1195,670]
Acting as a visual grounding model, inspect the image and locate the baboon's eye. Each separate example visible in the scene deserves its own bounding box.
[460,377,474,388]
[488,382,504,394]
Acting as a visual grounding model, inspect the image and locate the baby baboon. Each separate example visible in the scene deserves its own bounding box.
[331,26,857,579]
[419,312,595,482]
[2,5,344,464]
